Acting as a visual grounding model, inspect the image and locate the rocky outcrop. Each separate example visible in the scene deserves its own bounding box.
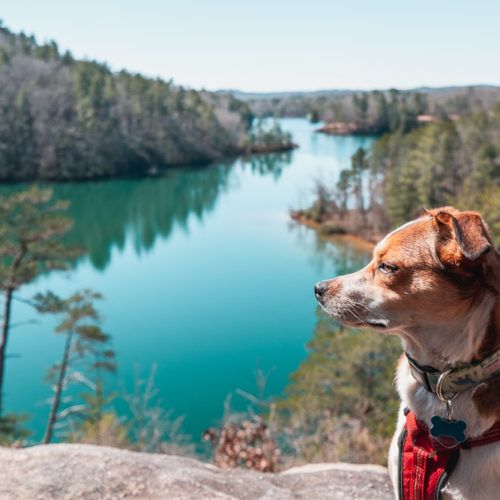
[0,444,393,499]
[315,121,382,136]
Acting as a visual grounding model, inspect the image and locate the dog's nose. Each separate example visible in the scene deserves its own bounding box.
[314,281,328,299]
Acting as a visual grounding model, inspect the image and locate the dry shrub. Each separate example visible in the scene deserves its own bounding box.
[203,420,280,472]
[279,413,391,467]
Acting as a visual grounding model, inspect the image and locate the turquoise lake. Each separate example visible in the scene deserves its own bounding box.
[4,119,375,445]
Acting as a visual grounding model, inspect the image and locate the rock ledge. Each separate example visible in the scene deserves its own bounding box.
[0,444,393,499]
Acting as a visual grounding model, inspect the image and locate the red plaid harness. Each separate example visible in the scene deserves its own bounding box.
[398,409,500,500]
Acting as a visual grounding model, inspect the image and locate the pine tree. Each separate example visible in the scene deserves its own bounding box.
[0,187,79,416]
[336,169,352,216]
[350,148,369,214]
[33,289,113,444]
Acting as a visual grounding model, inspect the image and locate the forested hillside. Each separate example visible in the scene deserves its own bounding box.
[295,106,500,246]
[241,86,500,135]
[377,107,500,241]
[0,23,257,180]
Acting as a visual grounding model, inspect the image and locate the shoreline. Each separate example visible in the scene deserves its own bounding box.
[0,142,299,185]
[316,121,379,136]
[246,142,298,155]
[291,214,375,251]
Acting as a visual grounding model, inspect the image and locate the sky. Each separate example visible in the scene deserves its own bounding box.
[1,1,500,92]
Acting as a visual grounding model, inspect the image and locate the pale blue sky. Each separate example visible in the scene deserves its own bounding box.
[2,1,499,91]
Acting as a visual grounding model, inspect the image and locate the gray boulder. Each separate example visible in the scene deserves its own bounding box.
[0,444,393,499]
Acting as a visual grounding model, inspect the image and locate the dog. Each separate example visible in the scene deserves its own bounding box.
[314,207,500,499]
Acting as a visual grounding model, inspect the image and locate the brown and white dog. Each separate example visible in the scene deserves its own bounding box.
[314,207,500,499]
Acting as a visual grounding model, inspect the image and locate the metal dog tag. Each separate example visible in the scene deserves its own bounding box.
[431,379,468,445]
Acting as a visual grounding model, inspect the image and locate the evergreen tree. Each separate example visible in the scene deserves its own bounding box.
[33,289,113,444]
[336,169,352,215]
[0,187,79,415]
[350,148,368,214]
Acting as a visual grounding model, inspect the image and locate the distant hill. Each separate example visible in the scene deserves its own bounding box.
[217,89,357,101]
[225,84,500,101]
[225,86,500,130]
[0,22,255,181]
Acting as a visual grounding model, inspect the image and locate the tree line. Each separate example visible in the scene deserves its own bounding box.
[243,86,500,135]
[0,22,296,181]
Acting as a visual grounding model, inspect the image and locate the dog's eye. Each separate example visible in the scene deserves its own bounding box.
[378,262,399,274]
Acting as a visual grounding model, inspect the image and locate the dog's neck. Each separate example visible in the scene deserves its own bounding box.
[400,255,500,371]
[400,297,498,370]
[396,253,500,433]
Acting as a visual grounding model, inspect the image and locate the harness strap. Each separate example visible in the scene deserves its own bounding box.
[398,410,500,500]
[398,410,458,500]
[465,424,500,448]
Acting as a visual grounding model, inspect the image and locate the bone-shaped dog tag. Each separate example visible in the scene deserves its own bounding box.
[430,415,467,444]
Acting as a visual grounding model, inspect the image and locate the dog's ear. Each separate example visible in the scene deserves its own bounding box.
[435,209,492,263]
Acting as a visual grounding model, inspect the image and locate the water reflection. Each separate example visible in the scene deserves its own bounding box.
[242,150,294,180]
[38,152,294,270]
[52,167,231,269]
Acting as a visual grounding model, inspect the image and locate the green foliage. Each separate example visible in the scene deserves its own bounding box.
[350,147,369,212]
[380,121,459,224]
[0,187,78,416]
[34,289,114,443]
[302,181,335,223]
[304,107,500,244]
[34,289,108,345]
[277,309,400,464]
[336,169,352,213]
[0,413,30,445]
[68,411,129,448]
[303,148,369,225]
[247,119,293,149]
[373,108,500,239]
[0,187,77,285]
[457,184,500,247]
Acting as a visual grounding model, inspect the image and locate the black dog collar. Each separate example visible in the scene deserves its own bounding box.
[406,350,500,399]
